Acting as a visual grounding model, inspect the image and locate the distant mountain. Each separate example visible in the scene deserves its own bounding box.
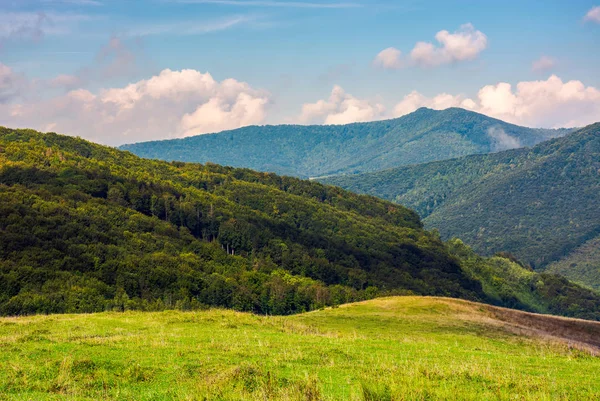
[2,126,600,320]
[323,123,600,289]
[120,108,570,178]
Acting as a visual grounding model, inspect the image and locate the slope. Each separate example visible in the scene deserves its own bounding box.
[545,236,600,291]
[323,123,600,281]
[120,108,569,178]
[0,126,483,315]
[2,127,600,320]
[1,296,599,400]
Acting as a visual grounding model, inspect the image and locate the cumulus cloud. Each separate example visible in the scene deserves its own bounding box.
[531,56,555,73]
[410,23,487,66]
[393,75,600,128]
[584,6,600,23]
[372,47,403,69]
[1,68,270,145]
[299,85,385,125]
[373,24,487,69]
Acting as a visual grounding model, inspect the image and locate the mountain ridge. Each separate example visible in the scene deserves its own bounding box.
[2,126,600,321]
[323,122,600,289]
[120,108,572,178]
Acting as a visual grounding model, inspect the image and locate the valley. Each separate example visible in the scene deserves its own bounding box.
[324,123,600,288]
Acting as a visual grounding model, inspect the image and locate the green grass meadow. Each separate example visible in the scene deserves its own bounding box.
[1,297,599,400]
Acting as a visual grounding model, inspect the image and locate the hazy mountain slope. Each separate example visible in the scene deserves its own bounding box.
[2,127,600,320]
[120,108,569,178]
[323,123,600,274]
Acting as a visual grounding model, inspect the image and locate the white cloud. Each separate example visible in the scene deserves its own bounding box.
[410,23,487,67]
[393,75,600,128]
[393,90,475,117]
[374,23,487,69]
[179,88,269,136]
[299,85,385,125]
[531,56,555,73]
[372,47,403,69]
[584,6,600,23]
[1,68,270,145]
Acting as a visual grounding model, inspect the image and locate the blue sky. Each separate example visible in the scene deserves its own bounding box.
[1,0,599,144]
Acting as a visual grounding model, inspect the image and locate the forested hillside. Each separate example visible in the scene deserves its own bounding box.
[0,127,481,316]
[324,123,600,288]
[1,127,599,320]
[546,237,600,291]
[120,108,569,178]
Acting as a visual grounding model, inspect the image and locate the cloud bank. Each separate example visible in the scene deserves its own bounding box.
[393,75,600,128]
[3,60,599,146]
[0,67,270,145]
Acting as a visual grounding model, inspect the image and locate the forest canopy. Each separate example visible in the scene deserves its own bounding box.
[1,126,599,320]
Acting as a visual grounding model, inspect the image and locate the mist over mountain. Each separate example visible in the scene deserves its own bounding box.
[120,108,571,178]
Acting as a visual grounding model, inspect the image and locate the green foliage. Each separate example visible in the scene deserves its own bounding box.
[448,239,600,320]
[0,126,484,316]
[120,108,569,178]
[546,236,600,291]
[324,123,600,277]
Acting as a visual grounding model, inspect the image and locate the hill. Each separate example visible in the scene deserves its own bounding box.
[2,127,600,320]
[323,123,600,289]
[119,108,570,178]
[1,296,599,400]
[0,126,483,316]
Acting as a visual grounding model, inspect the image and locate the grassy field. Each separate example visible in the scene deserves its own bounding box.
[1,297,599,401]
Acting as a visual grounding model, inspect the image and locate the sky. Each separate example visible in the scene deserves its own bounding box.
[0,0,599,145]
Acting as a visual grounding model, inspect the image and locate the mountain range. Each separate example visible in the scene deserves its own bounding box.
[323,123,600,290]
[120,108,571,178]
[2,126,600,320]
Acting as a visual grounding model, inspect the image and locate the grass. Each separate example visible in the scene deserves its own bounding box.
[0,296,599,400]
